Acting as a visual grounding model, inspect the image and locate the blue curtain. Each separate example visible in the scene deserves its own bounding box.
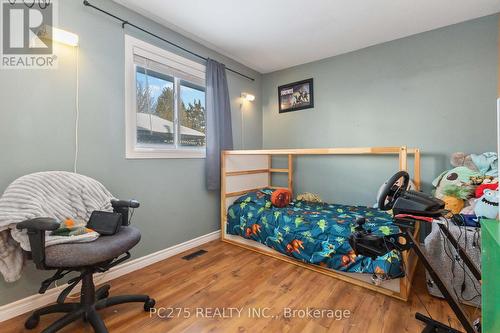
[205,59,233,190]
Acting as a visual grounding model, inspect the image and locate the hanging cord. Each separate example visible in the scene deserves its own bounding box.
[437,218,481,328]
[440,218,481,299]
[240,102,244,149]
[439,219,462,300]
[438,219,462,329]
[73,46,80,173]
[450,219,481,301]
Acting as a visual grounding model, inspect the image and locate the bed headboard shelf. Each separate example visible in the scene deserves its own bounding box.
[220,146,421,301]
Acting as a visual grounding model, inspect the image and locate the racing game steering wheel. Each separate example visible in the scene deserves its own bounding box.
[377,171,410,211]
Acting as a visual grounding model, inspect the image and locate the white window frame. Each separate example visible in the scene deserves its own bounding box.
[124,35,206,159]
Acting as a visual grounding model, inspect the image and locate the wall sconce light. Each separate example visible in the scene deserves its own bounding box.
[38,25,79,47]
[241,92,255,102]
[240,93,255,150]
[52,27,79,47]
[35,25,80,172]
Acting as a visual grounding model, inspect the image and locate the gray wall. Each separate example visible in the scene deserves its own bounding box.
[0,0,262,305]
[262,15,498,206]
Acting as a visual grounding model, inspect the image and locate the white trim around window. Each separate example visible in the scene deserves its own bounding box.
[124,35,207,159]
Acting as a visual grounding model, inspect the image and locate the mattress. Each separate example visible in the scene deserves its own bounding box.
[227,188,403,278]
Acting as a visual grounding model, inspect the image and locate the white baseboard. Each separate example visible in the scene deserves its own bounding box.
[0,230,220,322]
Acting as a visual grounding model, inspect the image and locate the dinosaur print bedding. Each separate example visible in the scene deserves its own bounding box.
[226,188,403,278]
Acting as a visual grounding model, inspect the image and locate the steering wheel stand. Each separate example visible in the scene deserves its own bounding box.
[350,172,481,333]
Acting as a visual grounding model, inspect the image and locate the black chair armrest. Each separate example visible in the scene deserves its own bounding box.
[17,217,59,231]
[111,199,140,209]
[111,199,140,226]
[17,217,59,269]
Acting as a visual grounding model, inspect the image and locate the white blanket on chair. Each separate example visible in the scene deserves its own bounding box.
[0,171,114,282]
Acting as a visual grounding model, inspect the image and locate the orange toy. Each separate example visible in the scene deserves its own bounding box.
[271,189,292,208]
[286,239,304,254]
[251,224,261,235]
[64,218,75,228]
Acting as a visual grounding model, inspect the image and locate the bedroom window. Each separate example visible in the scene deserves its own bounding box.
[125,35,206,159]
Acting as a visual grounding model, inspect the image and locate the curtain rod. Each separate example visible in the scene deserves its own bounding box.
[82,0,255,82]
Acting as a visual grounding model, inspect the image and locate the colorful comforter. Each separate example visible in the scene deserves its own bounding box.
[227,189,403,278]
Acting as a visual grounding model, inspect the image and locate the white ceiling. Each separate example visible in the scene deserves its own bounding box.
[114,0,500,73]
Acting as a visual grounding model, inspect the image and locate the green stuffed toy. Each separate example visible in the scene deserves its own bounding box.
[51,218,95,237]
[441,184,474,214]
[432,166,481,199]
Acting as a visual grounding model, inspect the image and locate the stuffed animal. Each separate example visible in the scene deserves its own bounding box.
[443,184,473,199]
[296,192,323,203]
[483,177,498,184]
[450,152,479,172]
[432,167,481,199]
[459,184,499,216]
[470,152,498,177]
[441,185,473,214]
[51,218,94,236]
[475,183,498,199]
[441,197,463,216]
[469,175,497,185]
[474,189,499,219]
[271,189,292,208]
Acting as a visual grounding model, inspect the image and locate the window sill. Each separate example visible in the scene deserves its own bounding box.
[126,148,206,159]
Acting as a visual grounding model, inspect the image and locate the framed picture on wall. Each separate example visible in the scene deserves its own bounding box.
[278,78,314,113]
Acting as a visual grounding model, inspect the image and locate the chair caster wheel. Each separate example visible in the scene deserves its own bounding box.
[25,315,40,329]
[100,291,110,299]
[144,298,155,312]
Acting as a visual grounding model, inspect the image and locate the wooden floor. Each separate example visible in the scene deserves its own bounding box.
[1,240,478,333]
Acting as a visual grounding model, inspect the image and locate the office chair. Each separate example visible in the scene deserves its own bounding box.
[16,199,155,333]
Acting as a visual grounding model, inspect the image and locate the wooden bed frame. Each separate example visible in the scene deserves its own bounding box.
[220,146,421,301]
